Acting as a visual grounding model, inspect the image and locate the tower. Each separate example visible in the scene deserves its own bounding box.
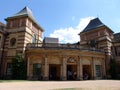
[79,18,114,77]
[1,7,44,77]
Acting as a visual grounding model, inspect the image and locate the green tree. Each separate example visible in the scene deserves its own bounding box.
[109,58,117,79]
[12,53,26,79]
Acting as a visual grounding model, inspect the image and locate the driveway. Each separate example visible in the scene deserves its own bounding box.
[0,80,120,90]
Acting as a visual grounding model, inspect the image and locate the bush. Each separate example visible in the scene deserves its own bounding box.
[12,54,27,79]
[109,58,117,79]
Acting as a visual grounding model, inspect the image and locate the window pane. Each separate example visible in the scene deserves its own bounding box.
[32,34,36,43]
[95,65,101,77]
[33,63,41,76]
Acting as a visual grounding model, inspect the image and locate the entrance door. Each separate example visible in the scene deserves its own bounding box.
[83,65,91,80]
[67,65,77,80]
[49,64,60,80]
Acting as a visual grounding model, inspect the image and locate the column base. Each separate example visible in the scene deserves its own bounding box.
[77,77,83,80]
[61,77,67,81]
[27,76,32,80]
[43,77,49,80]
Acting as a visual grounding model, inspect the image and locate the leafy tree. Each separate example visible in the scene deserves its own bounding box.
[109,58,117,79]
[12,53,26,79]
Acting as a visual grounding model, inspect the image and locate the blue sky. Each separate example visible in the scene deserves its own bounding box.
[0,0,120,43]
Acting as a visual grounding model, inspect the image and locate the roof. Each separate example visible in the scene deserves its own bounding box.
[81,18,105,33]
[0,22,5,26]
[43,37,59,43]
[114,32,120,37]
[5,6,44,32]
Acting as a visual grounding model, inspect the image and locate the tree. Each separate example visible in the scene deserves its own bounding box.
[12,53,26,79]
[109,58,117,79]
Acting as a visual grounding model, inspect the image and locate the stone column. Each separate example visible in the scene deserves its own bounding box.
[27,57,30,79]
[102,58,106,78]
[79,56,83,80]
[62,56,67,80]
[77,60,80,80]
[60,64,63,80]
[91,57,96,79]
[44,57,49,80]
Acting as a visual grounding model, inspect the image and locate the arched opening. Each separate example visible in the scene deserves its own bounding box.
[10,38,16,47]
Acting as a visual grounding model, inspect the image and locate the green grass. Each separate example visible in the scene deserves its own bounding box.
[53,87,120,90]
[0,80,28,83]
[53,88,82,90]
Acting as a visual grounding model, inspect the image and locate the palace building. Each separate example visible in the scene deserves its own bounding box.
[0,7,120,80]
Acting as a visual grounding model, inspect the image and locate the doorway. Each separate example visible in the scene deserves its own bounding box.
[83,65,91,80]
[49,64,60,80]
[67,65,77,80]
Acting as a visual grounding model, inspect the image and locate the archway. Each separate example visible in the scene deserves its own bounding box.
[67,65,77,80]
[49,64,61,80]
[83,65,92,80]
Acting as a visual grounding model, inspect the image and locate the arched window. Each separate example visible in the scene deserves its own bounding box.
[10,38,16,47]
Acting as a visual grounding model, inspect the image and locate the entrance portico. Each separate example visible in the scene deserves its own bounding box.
[26,49,106,80]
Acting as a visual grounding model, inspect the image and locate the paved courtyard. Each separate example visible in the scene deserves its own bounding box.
[0,80,120,90]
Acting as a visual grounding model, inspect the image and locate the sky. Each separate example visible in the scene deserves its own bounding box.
[0,0,120,43]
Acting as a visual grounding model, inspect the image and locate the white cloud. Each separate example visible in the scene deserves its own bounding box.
[49,17,94,43]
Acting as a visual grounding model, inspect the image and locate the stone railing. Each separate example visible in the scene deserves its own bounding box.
[26,43,104,52]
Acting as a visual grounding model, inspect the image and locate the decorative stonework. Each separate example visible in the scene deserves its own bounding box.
[67,57,76,63]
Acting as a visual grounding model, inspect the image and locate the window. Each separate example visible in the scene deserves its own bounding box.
[6,63,12,75]
[95,65,101,77]
[21,19,26,26]
[10,38,16,47]
[33,63,42,76]
[32,34,36,43]
[89,40,96,47]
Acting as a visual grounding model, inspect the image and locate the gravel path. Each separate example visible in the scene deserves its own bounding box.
[0,80,120,90]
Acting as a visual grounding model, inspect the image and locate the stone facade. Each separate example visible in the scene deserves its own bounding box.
[26,44,105,80]
[0,7,119,80]
[112,33,120,76]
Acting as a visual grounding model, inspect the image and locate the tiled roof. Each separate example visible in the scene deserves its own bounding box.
[81,18,105,32]
[43,37,59,43]
[7,6,35,20]
[5,6,44,32]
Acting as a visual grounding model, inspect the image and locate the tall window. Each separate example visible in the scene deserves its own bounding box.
[95,65,101,77]
[32,34,36,43]
[6,63,12,75]
[33,63,42,76]
[10,38,16,47]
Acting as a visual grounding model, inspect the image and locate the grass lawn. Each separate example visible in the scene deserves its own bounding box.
[54,87,120,90]
[0,80,28,83]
